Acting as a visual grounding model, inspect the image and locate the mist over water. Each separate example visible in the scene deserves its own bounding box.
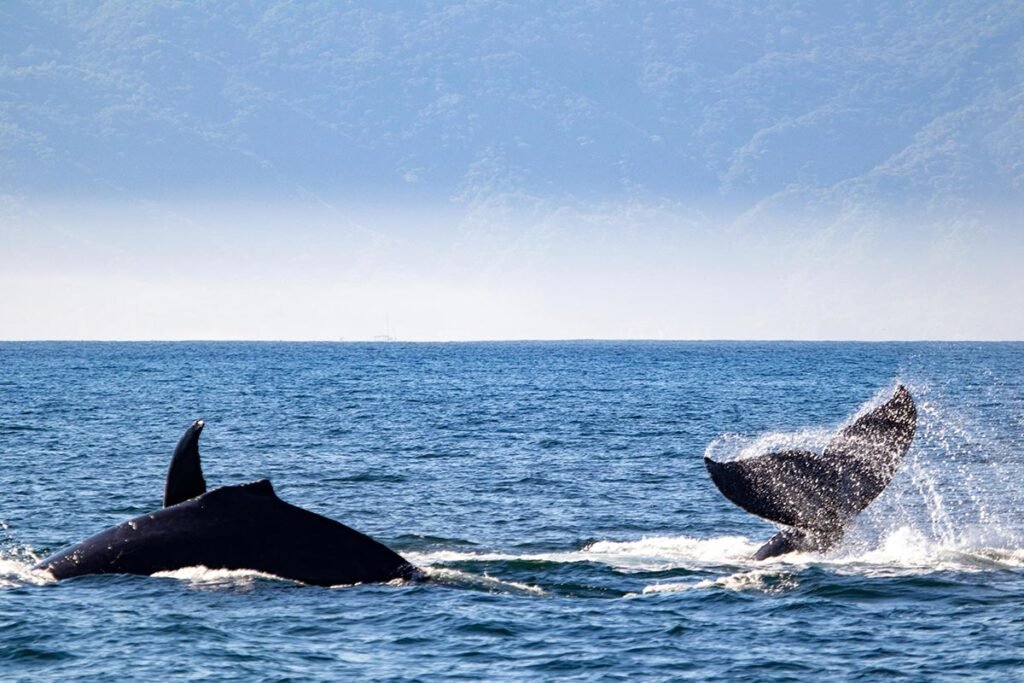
[0,342,1022,680]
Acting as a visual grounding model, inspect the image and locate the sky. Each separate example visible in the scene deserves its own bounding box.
[1,1,1022,341]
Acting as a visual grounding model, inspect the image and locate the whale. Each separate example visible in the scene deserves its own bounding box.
[35,420,418,586]
[704,385,917,560]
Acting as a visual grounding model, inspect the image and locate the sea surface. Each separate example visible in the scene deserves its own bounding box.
[0,341,1022,681]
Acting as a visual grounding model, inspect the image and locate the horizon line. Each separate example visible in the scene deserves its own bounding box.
[2,338,1022,344]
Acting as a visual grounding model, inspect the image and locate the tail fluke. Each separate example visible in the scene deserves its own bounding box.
[704,385,917,559]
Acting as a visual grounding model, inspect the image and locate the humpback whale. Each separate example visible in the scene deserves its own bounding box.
[36,421,418,586]
[704,385,917,560]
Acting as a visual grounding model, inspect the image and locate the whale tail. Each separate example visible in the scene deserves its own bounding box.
[704,385,917,559]
[163,420,208,507]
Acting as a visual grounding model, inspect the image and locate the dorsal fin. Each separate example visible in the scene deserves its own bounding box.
[163,420,208,507]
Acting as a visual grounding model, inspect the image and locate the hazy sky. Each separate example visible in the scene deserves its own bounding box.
[2,1,1022,340]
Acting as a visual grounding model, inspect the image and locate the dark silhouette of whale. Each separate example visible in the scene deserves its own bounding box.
[36,420,418,586]
[704,385,917,560]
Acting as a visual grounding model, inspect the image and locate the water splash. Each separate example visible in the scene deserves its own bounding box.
[858,381,1024,552]
[703,428,832,463]
[704,384,901,463]
[0,521,52,587]
[0,558,53,588]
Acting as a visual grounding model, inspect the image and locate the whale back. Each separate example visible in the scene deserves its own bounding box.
[704,385,917,533]
[37,480,416,586]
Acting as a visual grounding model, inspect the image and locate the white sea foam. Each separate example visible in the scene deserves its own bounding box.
[410,525,1024,598]
[580,534,761,570]
[406,534,761,573]
[0,557,55,587]
[410,527,1024,576]
[0,536,52,587]
[638,568,799,595]
[635,527,1024,595]
[827,525,1024,574]
[424,566,545,595]
[152,565,293,588]
[154,565,427,589]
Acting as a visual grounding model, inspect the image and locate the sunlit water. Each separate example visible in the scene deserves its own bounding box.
[0,342,1022,680]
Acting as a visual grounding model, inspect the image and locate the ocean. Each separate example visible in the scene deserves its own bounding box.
[0,341,1022,681]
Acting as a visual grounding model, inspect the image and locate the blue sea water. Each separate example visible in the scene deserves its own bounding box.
[0,341,1023,681]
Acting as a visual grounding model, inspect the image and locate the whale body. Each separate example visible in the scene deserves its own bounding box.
[704,385,917,560]
[36,421,417,586]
